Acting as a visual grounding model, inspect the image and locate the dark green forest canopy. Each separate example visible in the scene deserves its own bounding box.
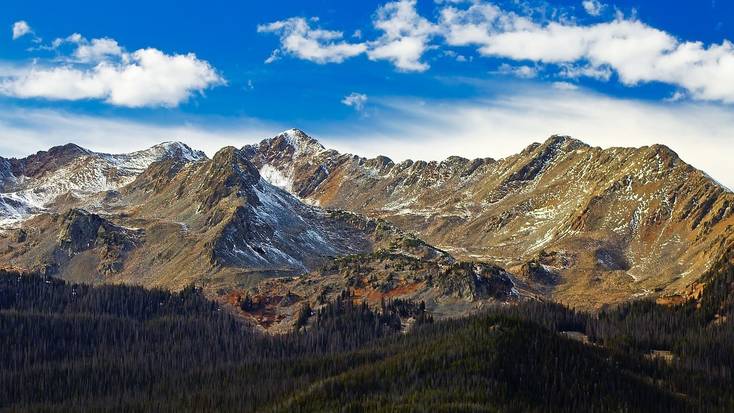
[0,261,732,412]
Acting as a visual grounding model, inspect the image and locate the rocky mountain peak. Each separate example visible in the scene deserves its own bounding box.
[517,135,587,157]
[197,147,262,209]
[0,141,210,227]
[503,135,588,184]
[540,135,589,151]
[146,141,207,163]
[10,143,92,178]
[99,141,207,176]
[643,143,680,166]
[210,146,260,180]
[48,143,92,156]
[272,128,326,155]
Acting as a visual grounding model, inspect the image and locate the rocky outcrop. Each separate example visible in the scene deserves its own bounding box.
[243,246,518,332]
[436,262,516,300]
[9,143,91,179]
[56,209,140,275]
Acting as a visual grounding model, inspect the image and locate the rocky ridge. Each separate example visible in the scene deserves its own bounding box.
[0,129,730,330]
[244,129,734,309]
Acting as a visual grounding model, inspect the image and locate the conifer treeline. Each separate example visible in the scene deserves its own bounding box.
[0,262,732,412]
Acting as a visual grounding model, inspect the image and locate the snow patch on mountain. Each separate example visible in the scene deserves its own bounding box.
[253,178,340,258]
[101,142,206,173]
[215,177,367,272]
[0,193,41,227]
[259,164,293,192]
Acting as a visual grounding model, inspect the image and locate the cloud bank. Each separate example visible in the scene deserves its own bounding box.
[319,84,734,190]
[0,107,279,158]
[260,0,734,103]
[1,83,732,190]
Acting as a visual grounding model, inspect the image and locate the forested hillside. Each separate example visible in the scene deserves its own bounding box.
[0,267,731,412]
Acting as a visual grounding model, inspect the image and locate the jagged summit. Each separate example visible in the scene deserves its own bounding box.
[141,141,207,162]
[8,143,92,179]
[209,146,260,181]
[543,134,586,146]
[199,146,262,208]
[46,143,92,156]
[260,131,595,169]
[100,141,206,170]
[521,135,589,155]
[271,128,326,155]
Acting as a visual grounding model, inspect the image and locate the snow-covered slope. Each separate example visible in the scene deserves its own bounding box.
[242,129,334,198]
[101,141,206,174]
[0,142,205,227]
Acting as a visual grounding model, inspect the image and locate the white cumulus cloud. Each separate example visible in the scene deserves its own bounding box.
[582,0,606,17]
[497,63,538,78]
[259,0,437,72]
[342,92,368,111]
[73,38,124,63]
[436,2,734,103]
[0,30,224,108]
[11,21,32,40]
[367,0,438,72]
[259,1,734,103]
[257,17,367,64]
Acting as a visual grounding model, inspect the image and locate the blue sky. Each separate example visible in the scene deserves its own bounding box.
[1,0,733,187]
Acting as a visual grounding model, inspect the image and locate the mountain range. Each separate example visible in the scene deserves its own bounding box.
[0,129,731,331]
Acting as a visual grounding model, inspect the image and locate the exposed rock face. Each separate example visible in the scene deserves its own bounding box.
[0,209,141,280]
[12,229,26,243]
[244,130,734,309]
[8,143,92,179]
[519,260,560,286]
[57,209,138,252]
[56,209,141,275]
[436,261,516,300]
[242,129,331,196]
[57,209,108,253]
